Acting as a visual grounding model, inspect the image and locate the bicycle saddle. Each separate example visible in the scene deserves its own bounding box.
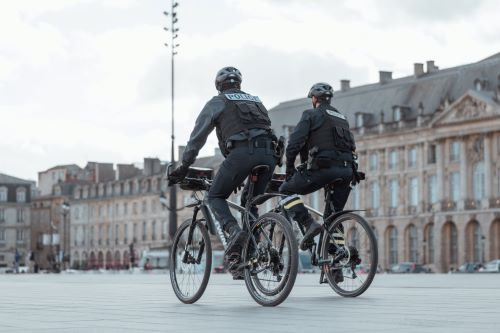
[251,165,270,175]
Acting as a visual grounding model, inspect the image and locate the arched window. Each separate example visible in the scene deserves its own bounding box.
[466,220,482,262]
[490,220,500,260]
[424,223,434,264]
[407,224,418,262]
[473,162,485,202]
[387,226,398,266]
[441,221,458,271]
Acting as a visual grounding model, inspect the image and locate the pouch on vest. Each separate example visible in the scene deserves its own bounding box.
[235,102,270,125]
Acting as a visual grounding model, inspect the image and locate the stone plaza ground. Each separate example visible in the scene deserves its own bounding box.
[0,272,498,332]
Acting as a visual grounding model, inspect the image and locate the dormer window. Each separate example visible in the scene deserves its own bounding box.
[393,107,401,122]
[355,113,364,128]
[474,79,482,91]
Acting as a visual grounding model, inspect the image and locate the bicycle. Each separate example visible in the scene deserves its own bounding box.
[167,164,298,306]
[253,169,378,297]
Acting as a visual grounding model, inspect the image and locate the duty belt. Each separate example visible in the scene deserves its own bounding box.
[310,157,353,169]
[231,136,274,149]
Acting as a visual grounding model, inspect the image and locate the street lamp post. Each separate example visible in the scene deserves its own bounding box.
[163,1,180,244]
[61,201,70,270]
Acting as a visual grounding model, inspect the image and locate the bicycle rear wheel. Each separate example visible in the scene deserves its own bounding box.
[243,212,298,307]
[170,219,212,304]
[319,212,378,297]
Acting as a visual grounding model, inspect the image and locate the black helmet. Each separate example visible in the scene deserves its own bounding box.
[308,82,334,100]
[215,66,242,91]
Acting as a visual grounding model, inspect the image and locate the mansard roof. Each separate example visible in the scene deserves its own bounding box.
[0,173,34,185]
[269,53,500,130]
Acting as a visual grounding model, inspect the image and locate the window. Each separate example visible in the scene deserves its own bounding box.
[426,224,435,264]
[408,147,417,168]
[355,113,364,128]
[450,172,460,202]
[115,224,120,244]
[162,221,168,240]
[369,153,378,171]
[90,226,95,246]
[427,175,438,204]
[142,222,147,241]
[115,203,120,216]
[408,224,418,262]
[74,207,80,220]
[124,202,128,215]
[98,226,103,245]
[0,187,7,202]
[352,187,360,210]
[388,227,398,265]
[151,199,157,213]
[17,209,25,223]
[389,179,399,208]
[124,224,128,244]
[133,223,138,242]
[450,141,460,162]
[16,188,26,203]
[142,200,147,213]
[107,225,112,245]
[16,229,24,242]
[393,107,401,122]
[428,144,436,164]
[389,150,398,170]
[0,209,4,222]
[473,162,485,201]
[409,177,419,207]
[371,181,380,209]
[133,202,138,215]
[152,221,156,241]
[0,229,5,241]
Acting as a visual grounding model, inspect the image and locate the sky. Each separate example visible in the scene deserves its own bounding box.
[1,0,500,181]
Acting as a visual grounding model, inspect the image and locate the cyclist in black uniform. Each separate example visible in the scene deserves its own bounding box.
[279,82,363,250]
[168,66,277,270]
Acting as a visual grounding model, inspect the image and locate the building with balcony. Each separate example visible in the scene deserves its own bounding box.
[269,53,500,272]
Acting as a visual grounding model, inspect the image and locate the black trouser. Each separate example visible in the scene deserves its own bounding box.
[279,164,353,226]
[208,145,276,233]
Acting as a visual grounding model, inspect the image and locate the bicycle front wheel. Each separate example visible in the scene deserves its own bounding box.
[243,212,298,307]
[170,219,212,304]
[320,212,378,297]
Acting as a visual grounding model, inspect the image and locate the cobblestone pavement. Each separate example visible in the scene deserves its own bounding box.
[0,272,498,332]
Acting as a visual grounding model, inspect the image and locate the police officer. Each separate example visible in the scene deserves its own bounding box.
[168,66,277,269]
[279,82,361,250]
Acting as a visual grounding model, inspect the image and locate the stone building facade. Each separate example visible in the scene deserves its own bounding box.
[0,173,34,269]
[269,53,500,272]
[68,158,170,269]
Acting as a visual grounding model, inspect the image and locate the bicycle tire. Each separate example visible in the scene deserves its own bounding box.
[170,219,212,304]
[320,212,378,297]
[243,212,298,307]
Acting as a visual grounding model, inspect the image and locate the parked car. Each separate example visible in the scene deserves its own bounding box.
[457,262,483,273]
[391,262,427,273]
[483,259,500,273]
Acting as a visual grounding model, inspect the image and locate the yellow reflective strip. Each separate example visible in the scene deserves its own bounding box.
[284,199,303,209]
[335,240,345,245]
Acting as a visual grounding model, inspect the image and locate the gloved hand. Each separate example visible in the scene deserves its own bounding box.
[168,164,189,186]
[285,165,296,181]
[351,171,366,186]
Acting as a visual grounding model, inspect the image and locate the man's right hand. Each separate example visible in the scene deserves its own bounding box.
[168,164,189,186]
[285,165,296,181]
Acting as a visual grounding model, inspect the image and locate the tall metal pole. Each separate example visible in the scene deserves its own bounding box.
[164,1,180,244]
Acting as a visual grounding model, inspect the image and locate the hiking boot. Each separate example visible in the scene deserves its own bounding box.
[299,220,322,251]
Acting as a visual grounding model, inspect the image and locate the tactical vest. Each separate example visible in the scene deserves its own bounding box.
[307,105,356,153]
[216,92,272,144]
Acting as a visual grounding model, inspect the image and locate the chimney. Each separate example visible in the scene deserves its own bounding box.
[379,71,392,84]
[426,60,438,73]
[340,79,350,92]
[414,63,424,77]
